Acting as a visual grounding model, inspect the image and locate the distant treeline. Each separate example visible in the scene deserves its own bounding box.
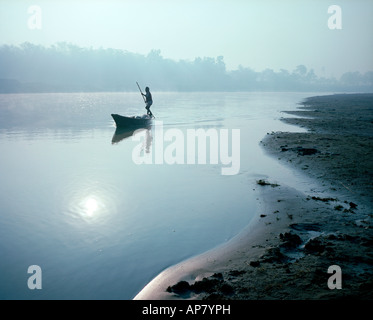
[0,42,372,93]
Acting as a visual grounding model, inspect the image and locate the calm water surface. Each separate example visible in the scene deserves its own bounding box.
[0,92,317,299]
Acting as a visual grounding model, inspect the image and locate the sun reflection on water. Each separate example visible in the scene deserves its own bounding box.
[84,197,99,217]
[61,176,120,228]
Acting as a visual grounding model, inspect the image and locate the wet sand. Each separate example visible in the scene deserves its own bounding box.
[134,93,373,300]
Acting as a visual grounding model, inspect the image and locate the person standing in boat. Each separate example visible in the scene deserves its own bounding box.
[142,87,153,117]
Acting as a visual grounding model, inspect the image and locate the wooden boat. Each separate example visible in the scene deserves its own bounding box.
[111,114,152,128]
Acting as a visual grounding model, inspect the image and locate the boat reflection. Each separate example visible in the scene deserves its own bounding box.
[111,126,152,148]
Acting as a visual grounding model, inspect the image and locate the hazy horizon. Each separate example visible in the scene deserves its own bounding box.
[1,0,373,80]
[1,42,372,93]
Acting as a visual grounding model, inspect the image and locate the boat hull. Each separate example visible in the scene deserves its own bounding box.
[111,114,152,128]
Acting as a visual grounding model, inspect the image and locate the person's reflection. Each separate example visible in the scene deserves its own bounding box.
[144,128,152,154]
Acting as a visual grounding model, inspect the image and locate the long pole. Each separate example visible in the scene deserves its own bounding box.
[136,82,146,104]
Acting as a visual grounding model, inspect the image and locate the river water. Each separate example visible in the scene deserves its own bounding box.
[0,91,318,299]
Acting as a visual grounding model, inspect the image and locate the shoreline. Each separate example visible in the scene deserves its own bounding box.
[134,93,373,300]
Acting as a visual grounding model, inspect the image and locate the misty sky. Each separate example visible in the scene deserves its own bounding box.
[1,0,372,78]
